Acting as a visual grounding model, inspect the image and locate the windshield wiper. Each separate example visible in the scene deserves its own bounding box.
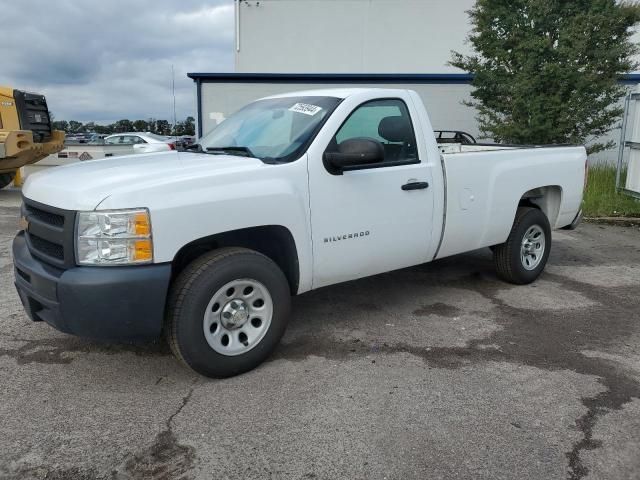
[206,146,257,158]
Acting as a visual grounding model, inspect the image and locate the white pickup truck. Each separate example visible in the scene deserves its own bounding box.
[13,88,586,377]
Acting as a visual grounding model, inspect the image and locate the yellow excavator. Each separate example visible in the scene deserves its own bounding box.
[0,86,65,189]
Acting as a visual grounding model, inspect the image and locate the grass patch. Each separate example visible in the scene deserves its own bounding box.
[583,164,640,217]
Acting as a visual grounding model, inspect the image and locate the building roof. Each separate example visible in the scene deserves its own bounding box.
[186,73,475,84]
[187,72,640,85]
[262,87,404,100]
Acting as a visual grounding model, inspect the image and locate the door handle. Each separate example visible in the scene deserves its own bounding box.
[401,181,429,191]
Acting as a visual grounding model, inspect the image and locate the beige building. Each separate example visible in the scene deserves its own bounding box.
[190,0,639,163]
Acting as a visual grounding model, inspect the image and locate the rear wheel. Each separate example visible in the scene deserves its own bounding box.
[0,173,15,189]
[166,247,291,378]
[494,207,551,284]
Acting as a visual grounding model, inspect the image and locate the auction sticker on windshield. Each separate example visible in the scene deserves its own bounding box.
[289,103,323,116]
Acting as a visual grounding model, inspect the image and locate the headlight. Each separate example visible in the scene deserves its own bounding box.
[76,209,153,265]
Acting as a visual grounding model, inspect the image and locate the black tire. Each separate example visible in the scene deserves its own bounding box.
[493,207,551,285]
[166,247,291,378]
[0,173,15,189]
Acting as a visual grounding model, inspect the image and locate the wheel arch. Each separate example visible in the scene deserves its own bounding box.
[171,225,300,295]
[518,185,563,227]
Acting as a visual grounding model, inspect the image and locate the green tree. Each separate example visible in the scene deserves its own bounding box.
[451,0,640,154]
[184,116,195,136]
[68,120,84,134]
[132,119,149,132]
[113,119,134,133]
[154,119,171,136]
[172,121,184,136]
[51,120,69,132]
[170,117,195,136]
[92,124,112,135]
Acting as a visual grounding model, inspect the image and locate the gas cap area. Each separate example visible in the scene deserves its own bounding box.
[458,187,476,210]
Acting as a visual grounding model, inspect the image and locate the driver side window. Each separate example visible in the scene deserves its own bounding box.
[332,99,418,164]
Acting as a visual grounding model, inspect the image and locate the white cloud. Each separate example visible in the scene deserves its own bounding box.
[0,0,234,123]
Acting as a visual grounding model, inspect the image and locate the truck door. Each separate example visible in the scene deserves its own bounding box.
[308,97,434,288]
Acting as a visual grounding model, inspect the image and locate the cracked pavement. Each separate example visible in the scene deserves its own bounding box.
[0,188,639,480]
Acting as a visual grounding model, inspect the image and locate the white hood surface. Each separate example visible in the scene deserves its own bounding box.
[22,152,265,211]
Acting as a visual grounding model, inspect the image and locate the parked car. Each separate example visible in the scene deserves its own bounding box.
[64,133,84,144]
[175,135,196,150]
[14,88,586,378]
[104,132,176,153]
[65,132,95,144]
[87,134,107,144]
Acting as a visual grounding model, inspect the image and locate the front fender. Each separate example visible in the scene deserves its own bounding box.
[97,159,313,293]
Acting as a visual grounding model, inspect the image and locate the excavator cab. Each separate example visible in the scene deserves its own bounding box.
[0,87,65,189]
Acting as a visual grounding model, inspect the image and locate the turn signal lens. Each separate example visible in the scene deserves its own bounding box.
[133,212,151,236]
[133,239,153,262]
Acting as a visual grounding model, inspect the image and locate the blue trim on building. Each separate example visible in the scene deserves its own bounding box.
[187,72,475,84]
[196,78,203,137]
[187,72,640,85]
[620,73,640,84]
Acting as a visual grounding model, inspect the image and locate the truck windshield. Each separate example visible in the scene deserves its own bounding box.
[198,96,341,163]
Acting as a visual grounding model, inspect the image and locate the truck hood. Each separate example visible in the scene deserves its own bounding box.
[22,151,266,210]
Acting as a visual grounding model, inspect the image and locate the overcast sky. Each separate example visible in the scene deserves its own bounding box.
[0,0,234,124]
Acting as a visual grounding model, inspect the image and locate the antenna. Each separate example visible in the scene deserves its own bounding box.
[171,64,178,142]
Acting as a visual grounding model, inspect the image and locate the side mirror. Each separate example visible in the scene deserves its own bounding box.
[323,137,384,175]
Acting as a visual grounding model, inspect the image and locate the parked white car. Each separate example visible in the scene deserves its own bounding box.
[104,132,175,153]
[14,88,586,378]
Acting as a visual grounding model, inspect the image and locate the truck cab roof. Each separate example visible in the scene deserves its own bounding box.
[263,87,410,100]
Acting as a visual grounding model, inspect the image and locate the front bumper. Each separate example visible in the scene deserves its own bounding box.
[13,232,172,340]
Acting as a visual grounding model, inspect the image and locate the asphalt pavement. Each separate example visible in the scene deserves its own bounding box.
[0,188,639,480]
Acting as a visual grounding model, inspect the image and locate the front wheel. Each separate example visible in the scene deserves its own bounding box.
[166,247,291,378]
[493,207,551,284]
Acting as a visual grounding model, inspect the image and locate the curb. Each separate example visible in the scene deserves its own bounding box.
[584,217,640,227]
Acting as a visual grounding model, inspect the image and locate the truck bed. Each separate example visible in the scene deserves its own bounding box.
[434,145,586,260]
